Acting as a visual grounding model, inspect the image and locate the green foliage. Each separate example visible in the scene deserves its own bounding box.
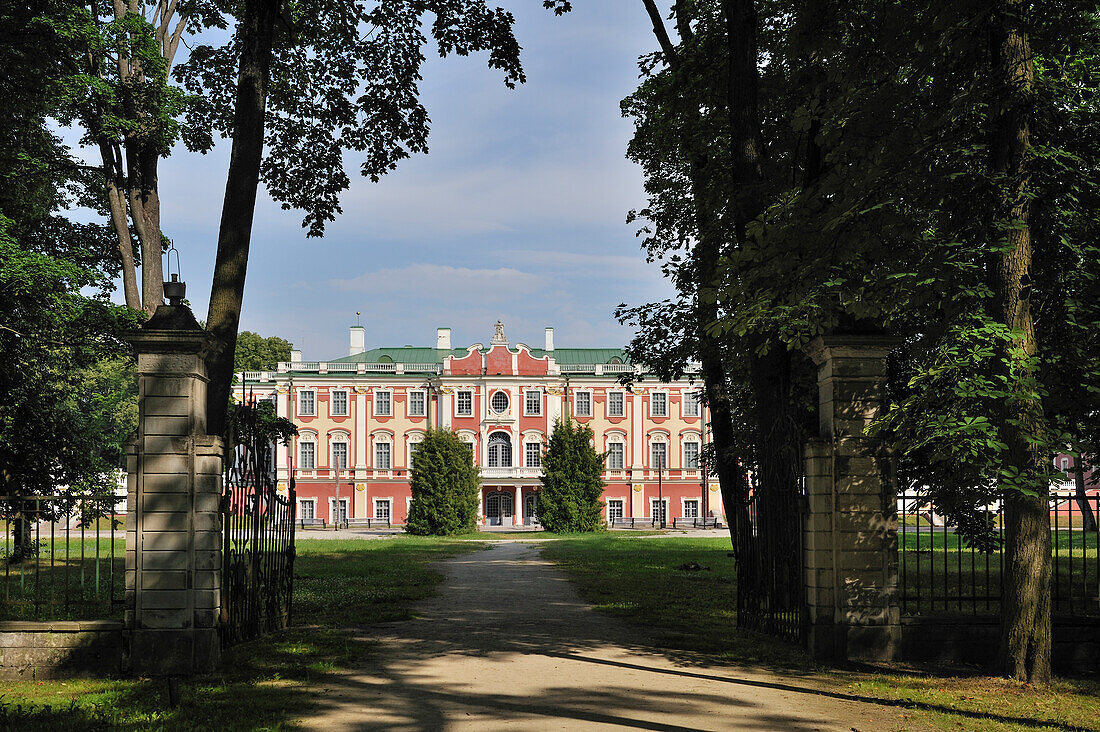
[537,419,606,533]
[233,330,293,372]
[406,429,481,536]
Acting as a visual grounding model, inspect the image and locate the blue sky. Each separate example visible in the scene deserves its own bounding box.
[106,3,671,358]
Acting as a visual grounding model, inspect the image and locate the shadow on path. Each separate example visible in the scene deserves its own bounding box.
[294,544,929,731]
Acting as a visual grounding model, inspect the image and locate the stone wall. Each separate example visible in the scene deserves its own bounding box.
[0,621,125,679]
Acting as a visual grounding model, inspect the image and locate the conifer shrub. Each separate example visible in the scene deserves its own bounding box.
[406,429,481,535]
[537,419,606,532]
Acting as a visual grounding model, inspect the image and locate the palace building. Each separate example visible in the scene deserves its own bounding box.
[238,322,722,528]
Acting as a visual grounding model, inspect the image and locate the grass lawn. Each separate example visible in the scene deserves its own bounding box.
[541,533,1100,732]
[0,535,486,730]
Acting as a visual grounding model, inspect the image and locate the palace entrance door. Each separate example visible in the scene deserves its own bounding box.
[525,493,538,525]
[486,491,513,526]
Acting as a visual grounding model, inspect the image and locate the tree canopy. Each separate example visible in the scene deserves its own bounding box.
[537,419,606,533]
[406,429,480,536]
[233,331,293,372]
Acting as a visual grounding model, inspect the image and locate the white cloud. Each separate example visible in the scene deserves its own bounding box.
[329,264,545,300]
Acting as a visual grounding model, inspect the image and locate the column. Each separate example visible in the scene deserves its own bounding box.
[125,303,221,676]
[515,486,522,526]
[803,334,899,663]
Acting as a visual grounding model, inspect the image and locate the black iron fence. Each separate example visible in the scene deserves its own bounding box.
[736,486,804,641]
[1,494,124,621]
[899,490,1100,616]
[220,400,296,647]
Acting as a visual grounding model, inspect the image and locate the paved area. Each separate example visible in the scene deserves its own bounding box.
[295,528,728,542]
[297,543,927,731]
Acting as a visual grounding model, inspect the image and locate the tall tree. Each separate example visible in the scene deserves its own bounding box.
[538,419,606,533]
[406,429,480,536]
[234,330,293,372]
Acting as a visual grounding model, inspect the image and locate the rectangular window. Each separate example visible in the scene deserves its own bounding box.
[457,390,473,416]
[607,443,625,470]
[332,442,348,470]
[608,499,624,523]
[651,498,666,522]
[298,390,315,416]
[608,391,624,417]
[299,499,315,521]
[331,390,348,416]
[651,442,667,470]
[650,392,667,417]
[525,442,541,468]
[684,499,699,518]
[375,499,391,522]
[299,442,315,469]
[332,498,347,524]
[525,390,541,416]
[684,441,700,469]
[408,441,419,466]
[1060,457,1070,470]
[682,391,700,417]
[375,442,391,470]
[409,390,426,416]
[575,391,592,417]
[375,390,391,416]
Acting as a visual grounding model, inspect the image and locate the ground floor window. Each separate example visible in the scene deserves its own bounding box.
[683,499,699,519]
[331,498,348,524]
[299,499,316,521]
[608,499,624,523]
[650,498,667,523]
[375,498,391,522]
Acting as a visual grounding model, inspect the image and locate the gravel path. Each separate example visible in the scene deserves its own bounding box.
[296,542,927,731]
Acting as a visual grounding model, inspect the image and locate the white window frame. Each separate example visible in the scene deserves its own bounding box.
[374,498,392,522]
[298,389,316,416]
[525,441,542,468]
[374,390,392,417]
[490,390,510,415]
[524,389,542,416]
[682,390,700,418]
[488,432,512,468]
[330,389,349,416]
[408,390,426,417]
[456,390,473,416]
[607,442,625,470]
[608,391,625,418]
[298,498,316,521]
[650,441,668,470]
[331,439,349,470]
[650,391,668,418]
[650,497,668,521]
[574,390,592,417]
[683,498,700,519]
[298,440,316,470]
[1060,457,1070,471]
[374,440,392,470]
[607,499,624,523]
[683,440,701,470]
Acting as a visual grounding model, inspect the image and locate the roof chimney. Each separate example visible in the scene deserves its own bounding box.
[437,327,451,350]
[349,325,365,356]
[544,327,555,352]
[290,349,302,363]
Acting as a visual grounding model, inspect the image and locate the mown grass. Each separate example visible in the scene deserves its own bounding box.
[0,536,486,730]
[541,533,1100,732]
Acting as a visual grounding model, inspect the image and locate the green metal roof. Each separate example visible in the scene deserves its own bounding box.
[328,345,629,366]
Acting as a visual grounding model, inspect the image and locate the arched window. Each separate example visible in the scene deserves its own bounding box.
[488,432,512,467]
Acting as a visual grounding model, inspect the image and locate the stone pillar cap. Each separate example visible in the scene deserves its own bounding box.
[808,333,902,365]
[125,304,208,354]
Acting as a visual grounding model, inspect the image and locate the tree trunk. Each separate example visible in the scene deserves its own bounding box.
[1073,455,1097,532]
[988,0,1051,684]
[97,140,142,310]
[137,147,164,315]
[205,0,279,437]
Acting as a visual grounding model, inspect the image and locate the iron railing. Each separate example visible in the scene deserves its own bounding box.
[220,399,296,647]
[735,486,804,641]
[1,494,124,621]
[899,491,1100,616]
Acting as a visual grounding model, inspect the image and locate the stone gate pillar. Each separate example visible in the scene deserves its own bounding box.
[803,334,899,662]
[125,303,222,675]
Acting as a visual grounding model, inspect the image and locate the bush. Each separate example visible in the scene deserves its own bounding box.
[537,419,606,532]
[405,429,481,535]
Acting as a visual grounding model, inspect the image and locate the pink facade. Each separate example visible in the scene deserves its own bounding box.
[240,324,722,528]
